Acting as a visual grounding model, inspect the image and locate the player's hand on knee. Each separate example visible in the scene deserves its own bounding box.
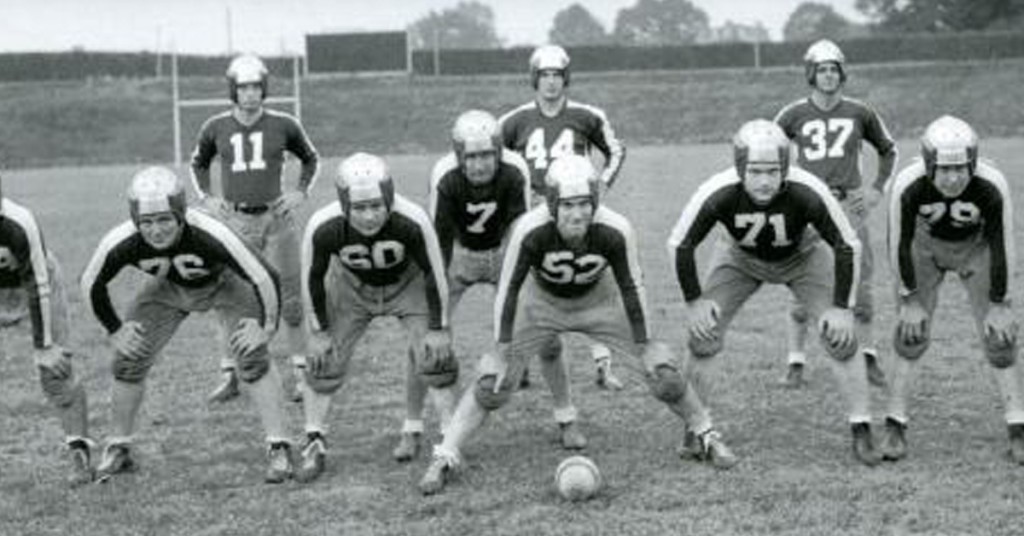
[897,301,928,345]
[33,345,71,378]
[229,318,269,357]
[111,321,148,360]
[984,302,1018,347]
[424,329,453,363]
[687,299,720,342]
[819,307,855,350]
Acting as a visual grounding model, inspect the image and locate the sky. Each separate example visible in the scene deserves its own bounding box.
[0,0,866,55]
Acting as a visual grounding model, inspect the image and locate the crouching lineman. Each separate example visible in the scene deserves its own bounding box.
[668,119,880,466]
[393,110,532,462]
[297,152,458,482]
[0,180,92,486]
[418,155,733,496]
[81,167,293,483]
[883,115,1024,463]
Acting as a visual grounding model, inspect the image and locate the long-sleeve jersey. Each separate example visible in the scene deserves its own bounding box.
[81,209,280,334]
[190,109,319,205]
[499,99,626,193]
[775,97,897,192]
[301,195,449,332]
[887,159,1013,303]
[494,205,648,344]
[0,199,55,348]
[667,167,861,308]
[428,150,531,265]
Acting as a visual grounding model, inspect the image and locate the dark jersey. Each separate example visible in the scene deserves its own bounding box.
[499,99,625,194]
[888,159,1013,302]
[494,205,648,344]
[190,109,319,205]
[775,97,896,191]
[301,195,449,332]
[81,209,280,334]
[0,199,56,348]
[428,150,531,265]
[668,167,860,308]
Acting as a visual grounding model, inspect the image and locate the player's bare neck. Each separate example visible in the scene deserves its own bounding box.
[233,107,264,126]
[810,91,841,111]
[537,96,567,117]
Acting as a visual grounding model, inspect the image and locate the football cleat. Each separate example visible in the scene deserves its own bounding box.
[782,363,806,388]
[559,421,588,450]
[881,417,907,462]
[392,432,421,463]
[1008,423,1024,465]
[863,350,887,388]
[208,369,240,404]
[698,430,738,469]
[66,444,94,488]
[295,433,327,483]
[264,442,293,484]
[851,422,881,467]
[418,454,453,496]
[96,444,137,483]
[595,357,624,391]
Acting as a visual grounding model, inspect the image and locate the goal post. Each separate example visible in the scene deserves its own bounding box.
[171,52,303,166]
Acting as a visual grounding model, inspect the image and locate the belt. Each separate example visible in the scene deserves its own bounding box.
[231,202,272,215]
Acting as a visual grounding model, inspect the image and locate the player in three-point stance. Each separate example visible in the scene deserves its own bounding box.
[81,167,294,483]
[393,110,532,462]
[418,155,734,496]
[0,176,92,487]
[668,120,881,466]
[500,44,625,392]
[882,115,1024,464]
[296,153,458,482]
[774,39,898,389]
[190,53,319,403]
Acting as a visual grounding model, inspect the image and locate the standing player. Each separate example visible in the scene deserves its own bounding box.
[668,120,880,466]
[418,155,734,496]
[775,39,897,388]
[883,115,1024,463]
[81,167,293,483]
[393,110,531,462]
[0,178,92,487]
[297,153,458,482]
[499,44,625,390]
[190,53,319,403]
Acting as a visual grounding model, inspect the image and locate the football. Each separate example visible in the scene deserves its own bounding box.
[554,455,602,501]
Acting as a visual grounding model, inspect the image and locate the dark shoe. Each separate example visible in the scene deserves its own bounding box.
[519,367,531,389]
[1008,423,1024,465]
[851,422,881,467]
[265,442,293,484]
[881,417,907,462]
[392,432,421,462]
[66,442,94,488]
[96,444,137,483]
[295,433,327,483]
[208,369,241,404]
[559,422,588,450]
[864,350,887,388]
[679,430,738,469]
[782,363,806,388]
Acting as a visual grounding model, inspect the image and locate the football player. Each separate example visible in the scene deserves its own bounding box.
[418,155,734,496]
[668,120,880,466]
[499,44,625,391]
[775,39,898,389]
[392,110,531,462]
[0,176,92,487]
[883,115,1024,463]
[190,53,319,403]
[297,153,458,482]
[81,167,293,483]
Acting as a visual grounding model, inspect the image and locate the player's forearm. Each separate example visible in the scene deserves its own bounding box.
[872,148,898,191]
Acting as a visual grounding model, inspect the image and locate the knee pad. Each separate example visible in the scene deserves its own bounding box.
[304,366,344,394]
[538,337,562,362]
[893,324,930,361]
[112,353,153,384]
[474,374,512,411]
[985,337,1016,369]
[38,367,79,408]
[687,332,722,360]
[236,348,271,383]
[648,364,686,404]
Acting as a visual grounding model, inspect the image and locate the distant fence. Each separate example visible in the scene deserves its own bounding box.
[0,32,1021,82]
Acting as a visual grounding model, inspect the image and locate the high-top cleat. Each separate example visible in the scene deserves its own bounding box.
[392,432,421,463]
[208,369,240,404]
[851,422,882,467]
[559,421,588,450]
[66,442,94,488]
[881,417,907,462]
[595,357,624,391]
[1008,423,1024,465]
[265,442,293,484]
[863,350,887,388]
[295,433,327,483]
[697,430,738,469]
[96,444,137,483]
[419,452,456,496]
[782,363,806,388]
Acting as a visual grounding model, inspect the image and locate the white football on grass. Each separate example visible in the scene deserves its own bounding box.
[555,455,601,501]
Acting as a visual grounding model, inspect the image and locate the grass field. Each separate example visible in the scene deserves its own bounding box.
[1,136,1023,536]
